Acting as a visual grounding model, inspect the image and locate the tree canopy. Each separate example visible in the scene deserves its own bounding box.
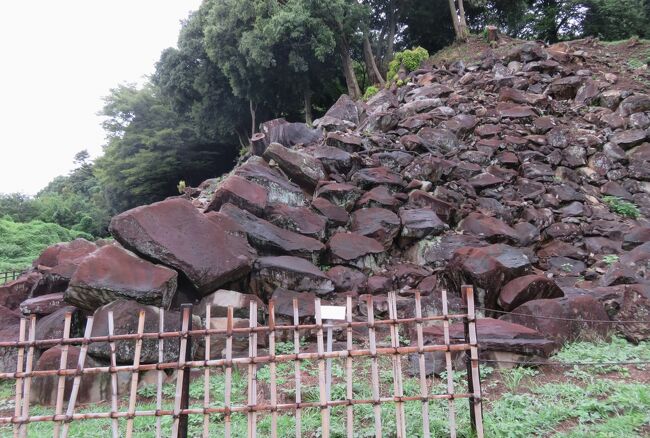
[2,0,648,240]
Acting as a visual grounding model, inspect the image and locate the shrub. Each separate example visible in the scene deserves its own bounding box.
[387,47,430,81]
[363,85,379,100]
[602,196,640,219]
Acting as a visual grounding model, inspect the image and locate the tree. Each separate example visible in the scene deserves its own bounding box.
[582,0,648,40]
[95,83,234,213]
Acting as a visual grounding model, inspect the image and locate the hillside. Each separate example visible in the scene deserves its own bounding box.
[0,35,649,436]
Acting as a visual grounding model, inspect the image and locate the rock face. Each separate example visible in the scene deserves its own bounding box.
[11,38,650,372]
[250,256,334,298]
[88,300,202,364]
[65,245,178,311]
[110,198,255,295]
[0,305,22,372]
[31,346,126,405]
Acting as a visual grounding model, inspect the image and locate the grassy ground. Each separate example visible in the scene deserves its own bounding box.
[0,336,648,437]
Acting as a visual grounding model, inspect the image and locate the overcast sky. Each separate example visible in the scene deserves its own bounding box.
[0,0,203,195]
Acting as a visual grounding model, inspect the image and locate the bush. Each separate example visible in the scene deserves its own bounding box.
[363,86,379,100]
[0,218,92,271]
[602,196,641,219]
[387,47,430,81]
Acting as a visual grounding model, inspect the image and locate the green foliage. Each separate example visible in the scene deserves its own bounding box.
[602,196,641,218]
[603,254,619,265]
[387,46,429,81]
[0,217,91,271]
[583,0,649,41]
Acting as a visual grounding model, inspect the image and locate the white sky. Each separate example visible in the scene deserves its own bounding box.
[0,0,203,195]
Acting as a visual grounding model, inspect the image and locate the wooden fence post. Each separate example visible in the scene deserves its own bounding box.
[177,304,193,438]
[462,285,484,438]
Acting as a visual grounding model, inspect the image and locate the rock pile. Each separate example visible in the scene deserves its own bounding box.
[1,39,650,401]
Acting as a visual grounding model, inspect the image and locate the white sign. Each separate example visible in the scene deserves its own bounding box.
[321,305,346,320]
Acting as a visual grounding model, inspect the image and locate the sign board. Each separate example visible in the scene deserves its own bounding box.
[321,305,346,321]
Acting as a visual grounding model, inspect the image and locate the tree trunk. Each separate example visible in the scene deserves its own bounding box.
[363,34,385,87]
[384,0,397,73]
[249,99,256,138]
[303,85,313,125]
[447,0,461,39]
[457,0,469,40]
[336,33,362,100]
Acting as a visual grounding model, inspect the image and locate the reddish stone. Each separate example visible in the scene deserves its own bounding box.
[356,186,401,210]
[0,305,21,371]
[407,190,456,224]
[221,203,325,262]
[326,266,367,292]
[19,293,64,316]
[314,182,363,211]
[458,212,519,244]
[110,198,255,295]
[325,132,363,152]
[498,275,564,311]
[65,245,178,311]
[351,167,405,191]
[449,244,534,309]
[31,239,98,296]
[311,197,349,226]
[350,208,401,248]
[328,233,385,269]
[234,157,307,206]
[265,204,327,239]
[250,256,333,298]
[204,175,268,216]
[0,272,41,310]
[263,142,326,190]
[501,295,611,342]
[496,102,535,118]
[399,208,447,240]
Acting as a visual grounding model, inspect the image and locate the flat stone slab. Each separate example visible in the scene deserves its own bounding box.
[204,174,268,215]
[65,245,178,311]
[263,142,326,190]
[250,256,334,298]
[110,198,255,295]
[220,203,325,263]
[328,232,386,270]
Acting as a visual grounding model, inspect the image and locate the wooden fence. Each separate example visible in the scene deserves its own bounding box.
[0,286,484,438]
[0,270,21,285]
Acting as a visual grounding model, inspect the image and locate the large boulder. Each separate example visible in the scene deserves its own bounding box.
[448,244,535,309]
[501,295,611,343]
[109,198,255,295]
[31,239,98,296]
[88,300,202,364]
[65,245,178,311]
[260,118,321,149]
[220,203,325,263]
[20,293,65,316]
[234,157,308,206]
[263,142,326,190]
[204,175,268,216]
[250,256,334,299]
[196,289,266,319]
[327,232,386,270]
[0,272,41,310]
[498,275,564,311]
[0,305,22,372]
[30,346,128,405]
[350,208,401,248]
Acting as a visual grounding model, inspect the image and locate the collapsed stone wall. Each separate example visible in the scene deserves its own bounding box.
[2,38,650,401]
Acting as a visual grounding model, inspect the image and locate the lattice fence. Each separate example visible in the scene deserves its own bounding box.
[0,286,484,438]
[0,270,21,285]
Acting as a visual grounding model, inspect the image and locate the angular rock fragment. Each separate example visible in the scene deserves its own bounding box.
[399,208,448,240]
[458,212,519,244]
[263,142,326,190]
[19,293,65,316]
[448,244,535,309]
[234,157,308,206]
[250,256,334,298]
[65,245,178,311]
[110,198,255,295]
[89,300,202,364]
[498,275,564,311]
[314,182,363,211]
[196,289,265,319]
[220,204,324,263]
[351,167,405,191]
[204,174,268,216]
[328,233,386,270]
[350,207,401,248]
[264,204,327,240]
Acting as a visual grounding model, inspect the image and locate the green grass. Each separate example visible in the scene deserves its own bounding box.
[1,339,649,437]
[602,196,641,219]
[0,217,91,272]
